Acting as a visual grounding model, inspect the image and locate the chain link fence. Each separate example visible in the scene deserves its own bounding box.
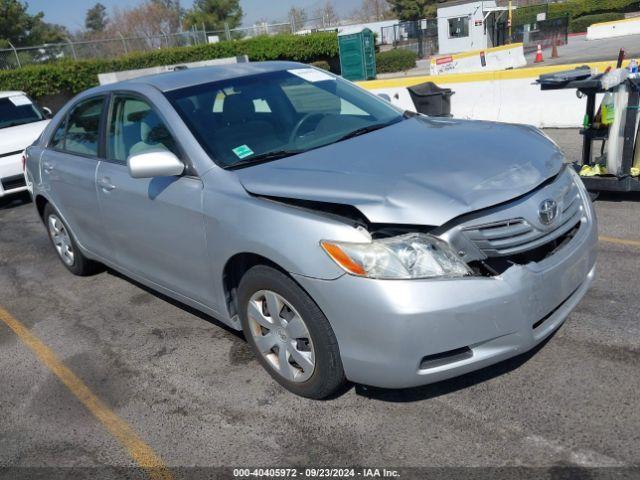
[0,15,342,71]
[0,30,209,70]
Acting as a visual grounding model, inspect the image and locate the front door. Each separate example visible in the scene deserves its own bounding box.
[96,94,213,307]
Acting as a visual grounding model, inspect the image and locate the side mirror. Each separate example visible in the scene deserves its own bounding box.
[42,107,53,118]
[127,150,184,179]
[377,93,391,102]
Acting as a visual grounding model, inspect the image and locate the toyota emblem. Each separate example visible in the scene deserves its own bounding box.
[539,199,558,225]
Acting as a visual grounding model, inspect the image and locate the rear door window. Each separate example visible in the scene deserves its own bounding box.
[61,97,105,157]
[49,118,67,150]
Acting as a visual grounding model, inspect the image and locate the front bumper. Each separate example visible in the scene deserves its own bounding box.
[293,207,598,389]
[0,152,27,197]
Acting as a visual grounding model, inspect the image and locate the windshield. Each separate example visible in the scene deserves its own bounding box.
[166,68,404,168]
[0,95,45,129]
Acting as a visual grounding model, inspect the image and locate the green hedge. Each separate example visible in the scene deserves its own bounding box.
[514,0,640,26]
[548,0,640,19]
[376,49,417,74]
[570,12,626,33]
[310,60,330,71]
[0,33,339,98]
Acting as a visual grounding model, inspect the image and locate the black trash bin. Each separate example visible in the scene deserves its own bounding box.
[407,82,454,117]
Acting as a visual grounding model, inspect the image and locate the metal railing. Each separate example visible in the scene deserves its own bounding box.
[511,15,570,53]
[380,19,438,58]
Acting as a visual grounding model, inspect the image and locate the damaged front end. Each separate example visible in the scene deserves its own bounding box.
[251,165,591,280]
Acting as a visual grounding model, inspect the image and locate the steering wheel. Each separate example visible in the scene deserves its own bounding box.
[288,113,325,145]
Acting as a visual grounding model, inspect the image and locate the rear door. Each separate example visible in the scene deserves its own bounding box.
[96,93,213,306]
[41,96,109,256]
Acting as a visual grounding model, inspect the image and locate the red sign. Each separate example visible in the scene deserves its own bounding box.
[436,56,453,65]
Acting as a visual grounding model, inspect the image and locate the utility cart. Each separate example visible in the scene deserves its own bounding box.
[538,66,640,192]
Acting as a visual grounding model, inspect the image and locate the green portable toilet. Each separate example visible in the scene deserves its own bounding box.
[338,27,376,81]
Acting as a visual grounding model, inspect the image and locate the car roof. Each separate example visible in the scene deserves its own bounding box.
[99,61,308,94]
[0,91,27,99]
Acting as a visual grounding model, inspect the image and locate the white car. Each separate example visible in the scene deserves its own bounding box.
[0,91,50,198]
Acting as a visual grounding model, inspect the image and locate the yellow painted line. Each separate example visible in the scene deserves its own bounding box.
[431,43,524,62]
[0,306,172,480]
[599,236,640,248]
[359,58,632,90]
[590,16,640,28]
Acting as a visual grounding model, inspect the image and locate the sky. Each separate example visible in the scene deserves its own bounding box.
[27,0,363,33]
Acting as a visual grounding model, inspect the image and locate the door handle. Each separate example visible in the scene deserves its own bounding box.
[98,177,116,192]
[43,161,54,173]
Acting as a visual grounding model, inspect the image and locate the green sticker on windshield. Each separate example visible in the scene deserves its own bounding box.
[232,144,254,159]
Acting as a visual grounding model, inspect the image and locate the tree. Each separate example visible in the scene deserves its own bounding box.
[110,1,182,38]
[288,6,307,32]
[184,0,243,31]
[29,20,69,44]
[150,0,183,22]
[387,0,438,21]
[352,0,394,22]
[0,0,68,46]
[314,1,339,28]
[85,3,108,32]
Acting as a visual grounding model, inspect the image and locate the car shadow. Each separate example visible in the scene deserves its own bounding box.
[105,268,356,400]
[104,267,557,403]
[354,332,556,403]
[0,192,31,210]
[106,268,245,342]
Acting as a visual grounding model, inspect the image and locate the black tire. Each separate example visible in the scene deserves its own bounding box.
[238,265,347,399]
[43,203,101,276]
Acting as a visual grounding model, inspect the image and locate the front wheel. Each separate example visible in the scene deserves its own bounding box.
[238,265,346,399]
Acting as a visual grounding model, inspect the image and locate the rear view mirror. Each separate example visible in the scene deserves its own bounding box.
[127,150,184,179]
[42,107,53,118]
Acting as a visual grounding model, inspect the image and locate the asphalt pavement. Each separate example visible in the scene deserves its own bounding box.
[0,129,639,479]
[525,33,640,66]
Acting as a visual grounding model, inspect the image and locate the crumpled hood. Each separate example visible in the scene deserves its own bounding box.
[0,120,49,154]
[236,117,564,226]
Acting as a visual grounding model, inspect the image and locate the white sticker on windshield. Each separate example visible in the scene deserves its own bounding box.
[9,95,32,107]
[288,68,335,83]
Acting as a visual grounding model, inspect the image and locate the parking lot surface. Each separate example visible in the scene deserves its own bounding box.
[524,33,640,66]
[0,129,639,478]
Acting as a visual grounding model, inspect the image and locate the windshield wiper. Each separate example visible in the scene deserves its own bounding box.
[227,149,302,169]
[335,119,401,143]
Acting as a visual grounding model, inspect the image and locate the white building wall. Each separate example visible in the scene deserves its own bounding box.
[437,1,497,54]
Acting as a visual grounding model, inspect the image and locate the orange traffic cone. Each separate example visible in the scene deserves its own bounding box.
[551,39,559,58]
[534,44,544,63]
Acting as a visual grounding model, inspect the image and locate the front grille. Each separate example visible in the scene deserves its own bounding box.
[1,174,26,191]
[463,180,583,258]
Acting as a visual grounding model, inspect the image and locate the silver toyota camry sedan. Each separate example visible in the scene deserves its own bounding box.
[24,62,597,398]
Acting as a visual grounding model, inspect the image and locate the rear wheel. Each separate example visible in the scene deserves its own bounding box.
[238,265,346,399]
[44,204,101,276]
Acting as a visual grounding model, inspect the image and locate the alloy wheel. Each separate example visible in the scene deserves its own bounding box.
[48,214,74,266]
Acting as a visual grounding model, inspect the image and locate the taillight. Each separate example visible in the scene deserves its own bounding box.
[21,153,26,172]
